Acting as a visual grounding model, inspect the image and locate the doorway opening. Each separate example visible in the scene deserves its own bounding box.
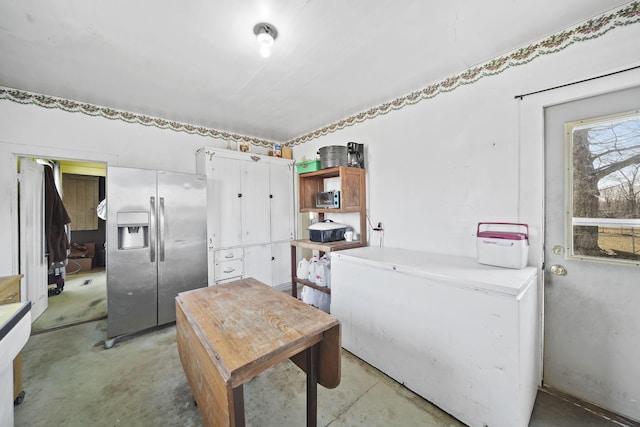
[22,158,108,333]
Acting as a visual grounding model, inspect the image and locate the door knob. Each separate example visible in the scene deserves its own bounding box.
[550,265,567,276]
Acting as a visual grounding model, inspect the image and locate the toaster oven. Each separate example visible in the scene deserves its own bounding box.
[315,190,340,209]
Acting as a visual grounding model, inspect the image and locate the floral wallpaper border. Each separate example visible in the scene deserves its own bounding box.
[1,2,638,148]
[286,1,640,146]
[0,88,277,148]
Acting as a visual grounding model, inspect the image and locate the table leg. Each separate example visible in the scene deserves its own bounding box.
[306,343,318,427]
[233,384,245,427]
[291,245,297,298]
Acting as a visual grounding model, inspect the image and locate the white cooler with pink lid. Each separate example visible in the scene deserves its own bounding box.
[476,222,529,269]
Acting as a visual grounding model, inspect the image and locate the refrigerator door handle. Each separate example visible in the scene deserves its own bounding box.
[159,197,166,262]
[150,196,156,262]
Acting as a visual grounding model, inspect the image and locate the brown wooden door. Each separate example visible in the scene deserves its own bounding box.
[63,174,99,230]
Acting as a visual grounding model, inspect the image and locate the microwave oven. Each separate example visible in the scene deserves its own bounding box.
[315,191,340,209]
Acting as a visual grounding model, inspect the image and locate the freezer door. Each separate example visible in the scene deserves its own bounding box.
[107,166,158,338]
[157,171,208,325]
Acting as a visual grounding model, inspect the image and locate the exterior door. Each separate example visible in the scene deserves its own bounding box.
[18,158,48,321]
[544,86,640,420]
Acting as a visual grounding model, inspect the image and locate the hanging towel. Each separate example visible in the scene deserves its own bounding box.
[44,166,71,263]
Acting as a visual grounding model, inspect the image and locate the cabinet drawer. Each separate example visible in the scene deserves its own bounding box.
[214,277,243,286]
[0,282,20,305]
[215,259,244,281]
[214,248,243,262]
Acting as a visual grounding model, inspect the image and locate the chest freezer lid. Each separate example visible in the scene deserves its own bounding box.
[332,246,537,297]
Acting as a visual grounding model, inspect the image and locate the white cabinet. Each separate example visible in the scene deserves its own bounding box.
[213,248,244,285]
[270,242,291,288]
[204,153,242,249]
[240,160,271,245]
[331,247,540,427]
[244,242,293,291]
[214,258,243,282]
[197,148,294,287]
[269,164,295,242]
[243,244,271,285]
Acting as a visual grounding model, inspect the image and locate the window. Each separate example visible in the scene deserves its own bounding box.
[567,110,640,264]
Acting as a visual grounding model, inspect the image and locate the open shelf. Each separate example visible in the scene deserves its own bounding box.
[298,166,366,214]
[292,165,367,299]
[292,277,331,295]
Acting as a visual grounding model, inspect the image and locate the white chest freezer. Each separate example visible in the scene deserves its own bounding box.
[331,246,539,427]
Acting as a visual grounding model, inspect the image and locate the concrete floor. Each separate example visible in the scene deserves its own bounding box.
[14,319,637,427]
[32,270,107,332]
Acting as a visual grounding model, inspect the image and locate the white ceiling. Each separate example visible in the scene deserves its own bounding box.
[0,1,631,143]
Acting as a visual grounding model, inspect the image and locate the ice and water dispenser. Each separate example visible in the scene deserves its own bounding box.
[117,212,149,250]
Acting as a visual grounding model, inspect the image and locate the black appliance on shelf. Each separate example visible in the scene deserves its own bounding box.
[347,142,364,168]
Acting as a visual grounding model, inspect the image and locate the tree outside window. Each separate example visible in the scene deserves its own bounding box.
[568,110,640,263]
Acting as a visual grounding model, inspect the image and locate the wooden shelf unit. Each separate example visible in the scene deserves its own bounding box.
[291,166,367,298]
[298,166,364,211]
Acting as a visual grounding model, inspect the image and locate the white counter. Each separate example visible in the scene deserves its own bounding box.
[0,302,31,427]
[331,247,539,427]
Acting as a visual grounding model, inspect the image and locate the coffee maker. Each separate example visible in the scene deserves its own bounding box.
[347,142,364,168]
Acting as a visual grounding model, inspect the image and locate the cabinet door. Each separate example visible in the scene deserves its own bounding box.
[244,244,271,286]
[271,241,291,288]
[240,160,271,245]
[207,156,242,248]
[63,174,99,231]
[269,163,294,242]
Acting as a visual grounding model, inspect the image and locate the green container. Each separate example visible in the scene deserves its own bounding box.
[296,160,321,174]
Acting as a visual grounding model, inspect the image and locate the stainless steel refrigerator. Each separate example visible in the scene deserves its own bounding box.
[106,166,207,339]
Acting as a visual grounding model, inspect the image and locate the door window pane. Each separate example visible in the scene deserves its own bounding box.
[567,110,640,263]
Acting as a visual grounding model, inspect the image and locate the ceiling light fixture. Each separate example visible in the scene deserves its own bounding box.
[253,23,278,58]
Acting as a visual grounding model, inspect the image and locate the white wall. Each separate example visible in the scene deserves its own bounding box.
[1,11,639,412]
[0,12,635,272]
[285,21,640,420]
[292,23,640,268]
[0,103,269,274]
[1,20,638,273]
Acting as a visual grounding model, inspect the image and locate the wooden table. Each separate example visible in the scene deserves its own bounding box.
[175,278,341,427]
